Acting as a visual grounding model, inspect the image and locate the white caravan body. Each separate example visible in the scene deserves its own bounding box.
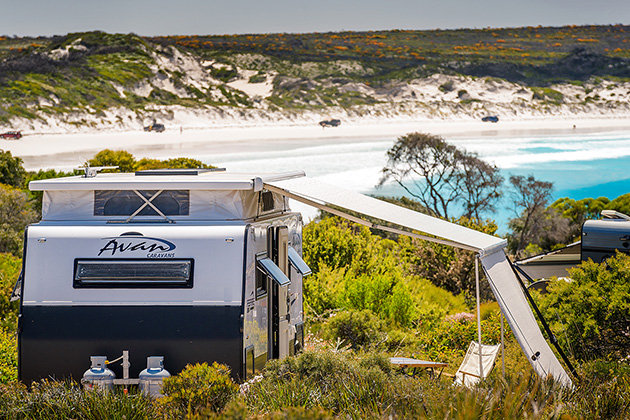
[18,170,309,383]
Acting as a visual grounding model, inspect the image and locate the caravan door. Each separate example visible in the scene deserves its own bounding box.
[269,226,291,359]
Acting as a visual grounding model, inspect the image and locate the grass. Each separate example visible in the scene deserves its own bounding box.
[0,350,627,419]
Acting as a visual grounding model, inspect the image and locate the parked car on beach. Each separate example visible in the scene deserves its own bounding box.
[482,116,499,123]
[0,131,22,139]
[144,123,165,133]
[319,119,341,128]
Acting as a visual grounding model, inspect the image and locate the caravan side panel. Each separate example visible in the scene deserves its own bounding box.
[19,224,246,383]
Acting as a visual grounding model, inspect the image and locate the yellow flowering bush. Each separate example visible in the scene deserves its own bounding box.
[0,326,17,383]
[160,362,238,417]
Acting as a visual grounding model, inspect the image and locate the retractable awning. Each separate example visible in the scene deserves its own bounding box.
[264,177,572,387]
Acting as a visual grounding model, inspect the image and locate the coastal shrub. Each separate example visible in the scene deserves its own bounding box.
[0,326,17,383]
[160,362,238,416]
[243,349,572,419]
[539,252,630,361]
[88,149,136,172]
[0,150,27,188]
[402,217,498,298]
[322,309,386,349]
[243,350,425,419]
[0,185,39,256]
[563,359,630,419]
[417,310,511,365]
[343,272,415,327]
[87,149,214,173]
[0,253,21,328]
[248,72,267,84]
[302,264,345,316]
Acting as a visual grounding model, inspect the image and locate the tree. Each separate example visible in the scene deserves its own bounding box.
[0,184,38,256]
[87,149,136,172]
[0,150,26,188]
[88,150,214,172]
[507,175,554,257]
[379,132,502,219]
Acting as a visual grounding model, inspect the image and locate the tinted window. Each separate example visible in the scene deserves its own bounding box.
[94,190,189,216]
[74,259,193,288]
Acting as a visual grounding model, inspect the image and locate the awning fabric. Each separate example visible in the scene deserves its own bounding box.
[265,177,573,386]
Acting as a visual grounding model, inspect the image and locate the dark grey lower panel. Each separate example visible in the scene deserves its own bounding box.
[19,305,243,384]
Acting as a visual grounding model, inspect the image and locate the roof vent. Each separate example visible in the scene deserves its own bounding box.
[135,168,226,176]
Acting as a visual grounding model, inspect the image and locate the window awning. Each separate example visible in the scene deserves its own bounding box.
[257,257,290,286]
[288,247,312,276]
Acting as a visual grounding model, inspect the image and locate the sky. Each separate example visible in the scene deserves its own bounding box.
[1,0,629,38]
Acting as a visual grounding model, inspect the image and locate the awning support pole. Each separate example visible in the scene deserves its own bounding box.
[475,257,484,379]
[510,262,579,380]
[500,313,505,378]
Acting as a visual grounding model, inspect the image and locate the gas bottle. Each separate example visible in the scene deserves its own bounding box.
[82,356,115,391]
[139,356,171,397]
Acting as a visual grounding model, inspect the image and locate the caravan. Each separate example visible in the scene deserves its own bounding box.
[17,167,574,387]
[17,169,311,383]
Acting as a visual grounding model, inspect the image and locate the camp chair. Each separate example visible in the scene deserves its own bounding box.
[444,341,501,387]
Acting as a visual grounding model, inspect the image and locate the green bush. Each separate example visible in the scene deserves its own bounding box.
[160,362,238,417]
[0,150,27,188]
[0,326,17,383]
[0,185,39,256]
[87,149,214,173]
[322,309,386,349]
[539,252,630,361]
[0,253,21,328]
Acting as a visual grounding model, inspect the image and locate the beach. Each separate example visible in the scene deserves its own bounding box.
[3,115,630,172]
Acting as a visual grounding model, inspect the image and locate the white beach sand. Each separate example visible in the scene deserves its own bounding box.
[3,116,630,172]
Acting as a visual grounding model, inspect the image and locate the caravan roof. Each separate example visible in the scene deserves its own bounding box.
[29,170,306,192]
[30,170,306,222]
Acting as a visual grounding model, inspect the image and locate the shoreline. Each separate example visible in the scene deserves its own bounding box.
[3,115,630,171]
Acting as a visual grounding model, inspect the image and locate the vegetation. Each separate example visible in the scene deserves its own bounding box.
[0,25,629,125]
[87,149,215,172]
[380,133,503,219]
[160,362,239,417]
[0,145,630,417]
[539,252,630,361]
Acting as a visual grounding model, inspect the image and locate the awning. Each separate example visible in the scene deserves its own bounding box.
[288,246,312,276]
[265,177,573,387]
[257,257,291,286]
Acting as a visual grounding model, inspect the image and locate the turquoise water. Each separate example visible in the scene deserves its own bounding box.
[211,130,630,230]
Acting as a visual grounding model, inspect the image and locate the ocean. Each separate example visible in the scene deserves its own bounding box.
[210,130,630,231]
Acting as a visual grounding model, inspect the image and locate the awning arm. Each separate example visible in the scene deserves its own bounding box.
[264,183,479,252]
[510,261,579,380]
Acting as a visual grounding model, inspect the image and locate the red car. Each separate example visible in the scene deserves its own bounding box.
[0,131,22,140]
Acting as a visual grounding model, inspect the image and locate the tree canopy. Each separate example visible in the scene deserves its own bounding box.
[379,132,503,220]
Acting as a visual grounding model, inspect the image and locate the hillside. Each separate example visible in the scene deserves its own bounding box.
[1,26,630,132]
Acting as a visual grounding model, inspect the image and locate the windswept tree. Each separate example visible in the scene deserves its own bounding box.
[508,174,565,257]
[379,132,503,219]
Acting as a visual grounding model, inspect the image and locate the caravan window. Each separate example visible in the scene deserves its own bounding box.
[94,190,190,216]
[74,259,194,288]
